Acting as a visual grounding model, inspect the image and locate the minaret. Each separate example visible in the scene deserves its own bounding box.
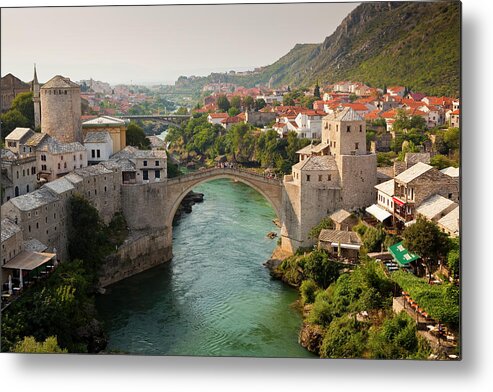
[32,64,41,130]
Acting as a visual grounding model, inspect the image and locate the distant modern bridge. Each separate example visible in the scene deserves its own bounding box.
[117,114,191,125]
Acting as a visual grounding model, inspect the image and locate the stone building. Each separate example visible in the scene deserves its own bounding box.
[1,218,23,266]
[393,162,459,223]
[82,116,127,154]
[281,107,377,252]
[1,73,31,112]
[84,131,113,164]
[4,127,35,154]
[36,137,88,182]
[318,228,362,261]
[1,148,38,202]
[329,209,358,231]
[1,162,122,262]
[40,75,82,143]
[107,146,167,185]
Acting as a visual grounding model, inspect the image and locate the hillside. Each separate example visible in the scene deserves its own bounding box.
[179,1,460,97]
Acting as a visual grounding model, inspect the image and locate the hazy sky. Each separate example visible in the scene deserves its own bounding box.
[1,2,358,85]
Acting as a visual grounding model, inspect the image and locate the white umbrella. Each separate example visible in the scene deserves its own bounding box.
[8,275,13,295]
[19,269,23,289]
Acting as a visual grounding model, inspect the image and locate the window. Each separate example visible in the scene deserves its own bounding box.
[54,213,56,219]
[155,170,161,179]
[73,155,76,161]
[16,171,19,179]
[92,150,95,158]
[58,163,61,170]
[328,174,332,181]
[31,167,36,175]
[329,124,332,131]
[334,142,336,148]
[15,186,19,196]
[359,125,363,132]
[143,170,149,181]
[28,225,31,233]
[45,217,48,223]
[97,150,101,158]
[155,160,159,166]
[318,175,322,182]
[448,193,453,199]
[355,142,359,150]
[143,160,148,167]
[306,175,311,182]
[347,125,351,132]
[61,155,64,160]
[41,164,47,171]
[336,125,339,132]
[23,169,25,177]
[26,185,29,193]
[80,154,83,160]
[41,154,46,161]
[36,222,39,229]
[64,162,67,169]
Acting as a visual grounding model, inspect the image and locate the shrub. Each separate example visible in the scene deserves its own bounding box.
[300,280,319,305]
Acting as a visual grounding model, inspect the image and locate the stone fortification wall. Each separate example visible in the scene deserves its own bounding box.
[338,154,377,210]
[120,182,168,231]
[99,228,171,287]
[281,175,342,252]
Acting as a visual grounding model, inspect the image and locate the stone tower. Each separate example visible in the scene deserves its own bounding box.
[322,107,367,159]
[32,64,41,130]
[40,75,82,143]
[280,107,377,253]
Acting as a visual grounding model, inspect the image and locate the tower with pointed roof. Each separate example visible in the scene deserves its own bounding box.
[40,75,82,143]
[32,65,41,130]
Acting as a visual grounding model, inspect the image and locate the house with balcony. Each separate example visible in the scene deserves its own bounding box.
[392,162,459,225]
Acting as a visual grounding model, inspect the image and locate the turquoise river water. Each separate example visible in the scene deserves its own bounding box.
[96,179,314,357]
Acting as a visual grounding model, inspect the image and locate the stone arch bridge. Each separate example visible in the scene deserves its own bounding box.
[166,167,283,229]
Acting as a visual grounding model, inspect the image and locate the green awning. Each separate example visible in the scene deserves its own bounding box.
[388,241,420,266]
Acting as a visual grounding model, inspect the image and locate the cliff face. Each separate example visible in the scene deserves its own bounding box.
[219,1,460,96]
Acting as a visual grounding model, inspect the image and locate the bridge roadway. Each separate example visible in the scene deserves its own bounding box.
[165,167,283,228]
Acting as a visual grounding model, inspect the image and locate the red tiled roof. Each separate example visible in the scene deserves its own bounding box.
[451,109,460,115]
[208,113,229,119]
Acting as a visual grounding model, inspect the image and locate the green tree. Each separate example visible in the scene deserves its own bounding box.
[349,94,358,102]
[11,91,35,128]
[217,95,231,112]
[254,98,266,111]
[308,217,334,239]
[126,122,150,149]
[226,123,255,162]
[313,82,321,100]
[430,154,456,170]
[12,336,68,354]
[230,95,242,110]
[303,250,341,289]
[300,279,319,305]
[243,96,254,111]
[367,312,429,359]
[228,107,241,117]
[175,107,189,115]
[403,217,450,280]
[68,195,107,279]
[0,109,30,139]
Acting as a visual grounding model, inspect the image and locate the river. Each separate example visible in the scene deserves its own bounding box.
[96,179,313,357]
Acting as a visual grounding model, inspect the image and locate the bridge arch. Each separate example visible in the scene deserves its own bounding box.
[165,168,283,231]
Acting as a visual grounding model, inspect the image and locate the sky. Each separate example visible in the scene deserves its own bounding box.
[1,2,358,85]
